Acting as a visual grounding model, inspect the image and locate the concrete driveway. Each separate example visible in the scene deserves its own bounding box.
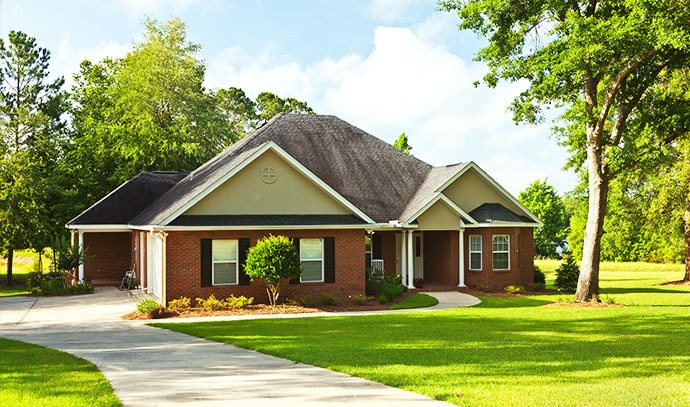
[0,287,477,406]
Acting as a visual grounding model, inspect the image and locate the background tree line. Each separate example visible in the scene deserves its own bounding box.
[0,18,312,285]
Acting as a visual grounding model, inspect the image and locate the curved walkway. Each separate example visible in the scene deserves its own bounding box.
[0,287,479,406]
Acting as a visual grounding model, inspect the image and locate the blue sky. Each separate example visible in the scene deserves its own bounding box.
[1,0,577,196]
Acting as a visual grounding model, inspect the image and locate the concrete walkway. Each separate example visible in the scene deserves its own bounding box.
[0,287,479,406]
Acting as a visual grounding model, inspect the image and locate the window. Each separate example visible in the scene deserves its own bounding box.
[469,235,482,270]
[300,238,324,282]
[212,240,238,285]
[492,235,510,270]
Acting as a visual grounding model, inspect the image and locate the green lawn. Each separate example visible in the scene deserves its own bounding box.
[0,338,121,407]
[154,268,690,407]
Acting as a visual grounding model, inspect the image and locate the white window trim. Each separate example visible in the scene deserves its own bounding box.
[300,238,324,283]
[492,234,510,271]
[212,239,239,286]
[469,235,482,271]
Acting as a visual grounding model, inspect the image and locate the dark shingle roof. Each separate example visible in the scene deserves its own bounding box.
[469,203,534,223]
[68,171,187,225]
[132,114,432,225]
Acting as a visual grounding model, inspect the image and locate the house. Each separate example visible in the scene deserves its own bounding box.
[67,114,541,305]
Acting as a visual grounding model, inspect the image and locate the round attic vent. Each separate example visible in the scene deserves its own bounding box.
[260,166,278,184]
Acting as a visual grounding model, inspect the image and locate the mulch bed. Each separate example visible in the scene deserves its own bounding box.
[123,291,415,320]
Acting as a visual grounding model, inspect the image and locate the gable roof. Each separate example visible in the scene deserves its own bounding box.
[469,203,535,224]
[133,114,432,225]
[68,171,187,226]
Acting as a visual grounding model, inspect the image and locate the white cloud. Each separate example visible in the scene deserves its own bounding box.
[52,35,130,88]
[206,24,577,196]
[366,0,430,23]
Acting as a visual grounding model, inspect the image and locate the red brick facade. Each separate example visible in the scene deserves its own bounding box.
[463,227,534,290]
[164,229,366,305]
[83,232,131,281]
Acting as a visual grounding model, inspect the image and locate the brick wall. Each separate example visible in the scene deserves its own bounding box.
[83,232,132,281]
[423,231,460,285]
[165,229,366,305]
[464,227,535,291]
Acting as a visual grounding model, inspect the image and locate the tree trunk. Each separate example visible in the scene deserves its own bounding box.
[683,208,690,281]
[6,248,14,287]
[575,142,608,302]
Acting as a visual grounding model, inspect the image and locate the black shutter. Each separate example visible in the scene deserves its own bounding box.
[200,239,212,287]
[238,238,251,286]
[373,233,382,259]
[324,237,335,283]
[290,238,301,285]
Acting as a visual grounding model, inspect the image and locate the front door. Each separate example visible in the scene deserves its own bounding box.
[413,232,424,279]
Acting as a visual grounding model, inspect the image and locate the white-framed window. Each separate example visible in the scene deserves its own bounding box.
[300,238,324,282]
[212,239,238,285]
[492,235,510,270]
[469,235,482,270]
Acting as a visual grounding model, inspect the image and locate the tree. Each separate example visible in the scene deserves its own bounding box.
[215,88,314,139]
[244,235,302,306]
[0,31,65,286]
[69,18,234,205]
[441,0,690,301]
[518,180,567,258]
[393,132,412,155]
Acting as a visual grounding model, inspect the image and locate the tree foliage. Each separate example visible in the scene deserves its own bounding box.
[244,235,302,306]
[393,132,412,155]
[518,179,567,258]
[0,31,66,285]
[69,18,233,204]
[441,0,690,301]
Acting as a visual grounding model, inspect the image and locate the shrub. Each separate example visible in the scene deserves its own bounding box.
[318,292,339,305]
[366,266,386,296]
[377,294,388,304]
[286,294,315,307]
[555,254,580,291]
[529,282,545,291]
[137,298,160,313]
[504,285,525,294]
[225,294,254,309]
[350,294,373,305]
[168,296,191,310]
[195,294,226,310]
[475,283,494,292]
[244,235,302,306]
[533,265,546,285]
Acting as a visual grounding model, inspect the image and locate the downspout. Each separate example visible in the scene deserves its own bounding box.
[458,228,466,287]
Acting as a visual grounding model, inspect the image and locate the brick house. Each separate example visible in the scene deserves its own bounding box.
[67,114,541,305]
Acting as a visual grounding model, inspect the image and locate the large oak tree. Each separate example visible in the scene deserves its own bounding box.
[441,0,690,301]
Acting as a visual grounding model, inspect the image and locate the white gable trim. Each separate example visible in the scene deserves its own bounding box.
[402,193,477,227]
[436,161,542,226]
[159,141,375,226]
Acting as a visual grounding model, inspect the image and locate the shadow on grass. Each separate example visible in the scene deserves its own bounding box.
[601,286,689,295]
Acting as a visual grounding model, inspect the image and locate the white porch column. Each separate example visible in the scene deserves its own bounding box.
[400,230,407,285]
[406,231,414,289]
[78,231,85,281]
[458,228,466,287]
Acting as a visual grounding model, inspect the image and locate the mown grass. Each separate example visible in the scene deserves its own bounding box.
[0,250,53,297]
[154,268,690,407]
[0,338,121,407]
[389,293,438,309]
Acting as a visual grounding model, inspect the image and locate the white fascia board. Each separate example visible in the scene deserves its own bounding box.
[159,141,375,226]
[474,222,541,228]
[401,193,478,226]
[65,224,131,232]
[153,224,372,232]
[437,161,542,226]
